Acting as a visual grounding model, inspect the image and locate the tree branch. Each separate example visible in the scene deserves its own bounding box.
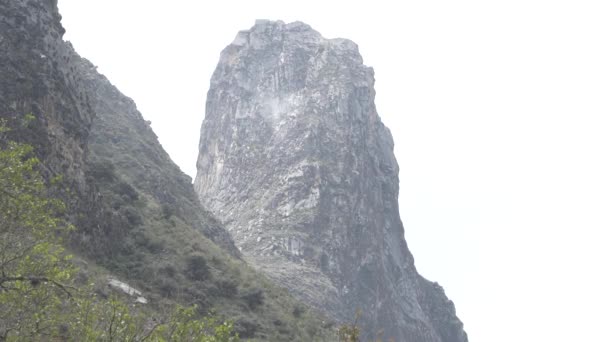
[0,276,75,297]
[139,322,163,342]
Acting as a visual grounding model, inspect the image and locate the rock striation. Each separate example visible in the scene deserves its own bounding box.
[195,20,467,341]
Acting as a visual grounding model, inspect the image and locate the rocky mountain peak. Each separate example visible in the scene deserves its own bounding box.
[229,20,321,48]
[195,21,467,341]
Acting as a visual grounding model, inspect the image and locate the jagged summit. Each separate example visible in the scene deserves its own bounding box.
[195,20,467,341]
[229,20,348,48]
[215,20,366,90]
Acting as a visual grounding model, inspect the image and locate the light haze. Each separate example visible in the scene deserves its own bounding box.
[58,1,608,341]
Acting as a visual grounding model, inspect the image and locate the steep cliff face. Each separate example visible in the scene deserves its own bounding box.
[195,20,467,341]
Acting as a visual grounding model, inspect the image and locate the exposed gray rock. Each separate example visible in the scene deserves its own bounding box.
[195,20,467,341]
[108,278,148,304]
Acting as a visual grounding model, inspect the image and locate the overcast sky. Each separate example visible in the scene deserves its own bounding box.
[58,1,608,341]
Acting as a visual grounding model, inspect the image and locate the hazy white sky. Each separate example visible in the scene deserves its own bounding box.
[58,1,608,340]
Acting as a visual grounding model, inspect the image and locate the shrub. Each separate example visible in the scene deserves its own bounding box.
[218,279,239,298]
[120,205,143,226]
[338,310,362,342]
[114,181,139,201]
[87,161,117,182]
[161,264,178,278]
[240,288,264,310]
[293,305,306,318]
[161,203,176,219]
[159,278,179,298]
[185,255,210,281]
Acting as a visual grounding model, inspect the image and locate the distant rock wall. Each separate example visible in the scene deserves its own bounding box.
[195,20,467,341]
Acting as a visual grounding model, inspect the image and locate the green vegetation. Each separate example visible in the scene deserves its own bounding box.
[0,122,75,340]
[0,122,238,341]
[337,310,398,342]
[337,310,361,342]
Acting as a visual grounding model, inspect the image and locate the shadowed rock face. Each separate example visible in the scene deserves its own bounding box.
[195,20,467,341]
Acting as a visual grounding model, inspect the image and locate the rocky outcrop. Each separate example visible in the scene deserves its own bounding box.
[195,20,467,341]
